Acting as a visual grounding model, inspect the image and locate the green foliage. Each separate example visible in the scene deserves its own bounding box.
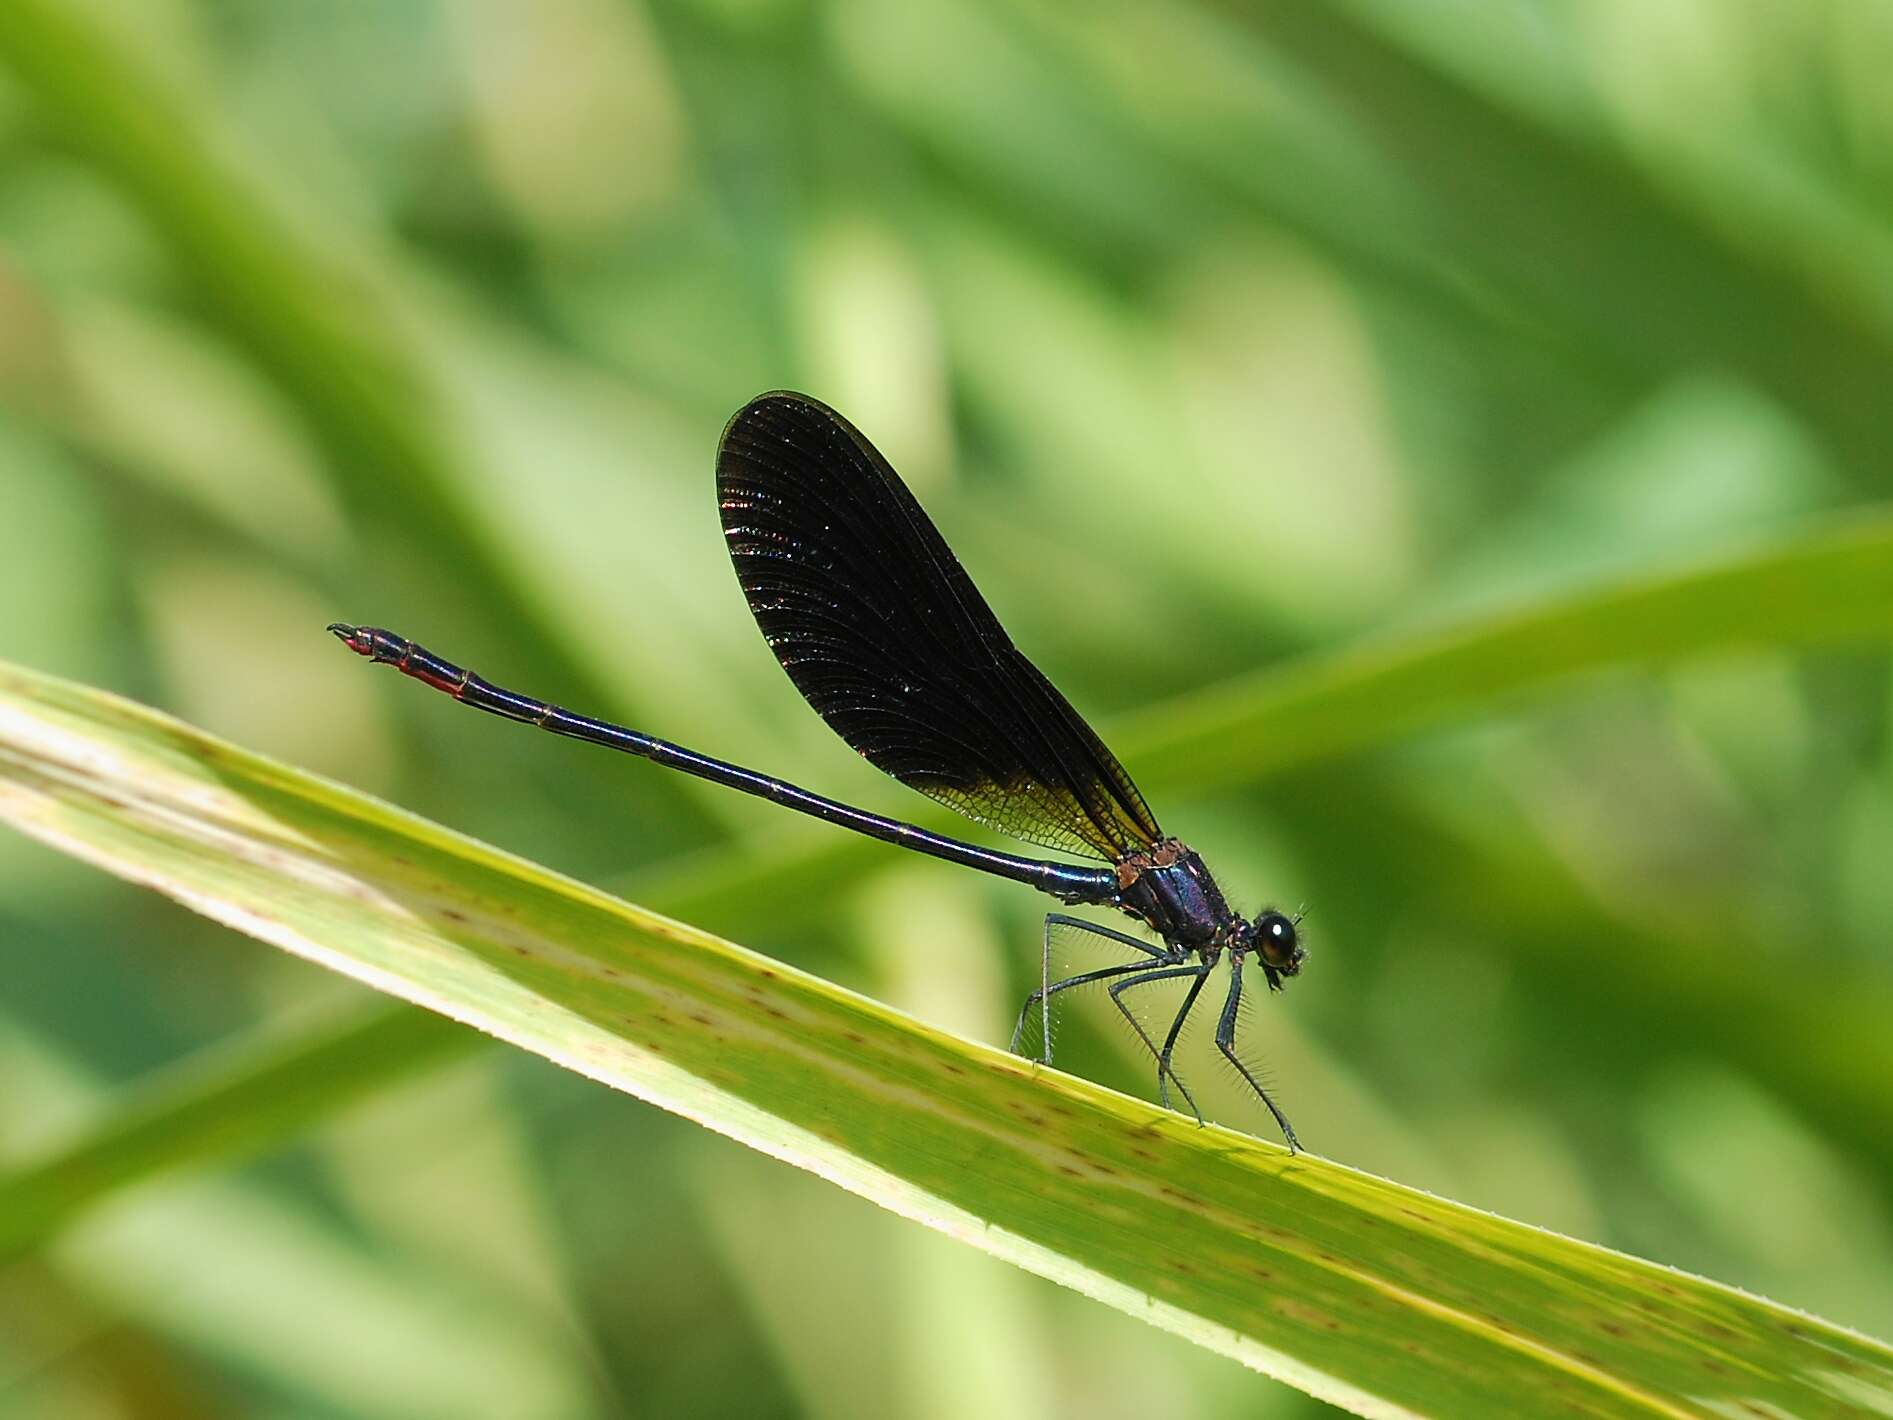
[11,507,1893,1274]
[2,0,1892,1415]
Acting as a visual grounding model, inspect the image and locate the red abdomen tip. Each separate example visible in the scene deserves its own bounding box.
[326,623,375,656]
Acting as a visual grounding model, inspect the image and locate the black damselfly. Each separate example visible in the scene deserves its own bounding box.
[331,392,1308,1147]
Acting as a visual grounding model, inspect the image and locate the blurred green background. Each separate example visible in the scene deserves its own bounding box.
[3,1,1892,1415]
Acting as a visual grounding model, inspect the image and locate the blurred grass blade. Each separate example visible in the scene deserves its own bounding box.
[1127,506,1893,793]
[0,0,686,747]
[0,0,467,590]
[2,665,1891,1418]
[8,508,1893,1261]
[0,1006,470,1259]
[1226,3,1893,485]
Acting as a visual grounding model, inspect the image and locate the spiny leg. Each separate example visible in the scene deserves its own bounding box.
[1016,914,1169,1062]
[1155,968,1212,1113]
[1011,962,1156,1060]
[1215,958,1301,1152]
[1108,965,1212,1123]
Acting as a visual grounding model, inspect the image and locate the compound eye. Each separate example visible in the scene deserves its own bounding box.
[1254,911,1302,974]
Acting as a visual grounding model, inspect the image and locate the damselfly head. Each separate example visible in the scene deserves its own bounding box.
[1252,909,1305,978]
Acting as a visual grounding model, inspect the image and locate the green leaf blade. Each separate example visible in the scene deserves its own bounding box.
[2,659,1886,1418]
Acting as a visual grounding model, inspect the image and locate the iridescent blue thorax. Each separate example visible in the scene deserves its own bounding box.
[1113,838,1240,951]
